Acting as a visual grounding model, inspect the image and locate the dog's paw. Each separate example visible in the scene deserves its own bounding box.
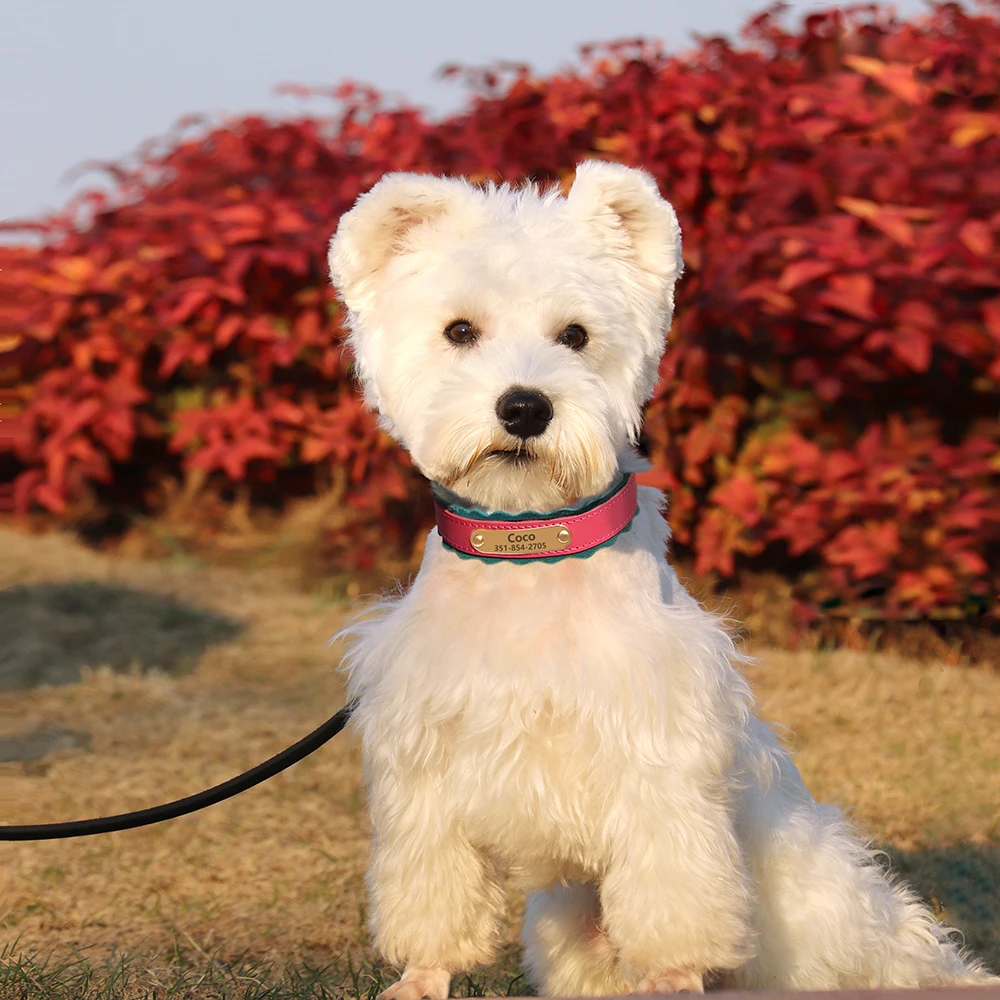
[377,967,451,1000]
[635,970,705,994]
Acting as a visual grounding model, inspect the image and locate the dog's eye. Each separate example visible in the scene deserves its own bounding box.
[558,324,588,351]
[444,320,478,346]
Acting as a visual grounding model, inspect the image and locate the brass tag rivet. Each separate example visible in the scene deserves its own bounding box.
[556,528,571,545]
[471,531,486,549]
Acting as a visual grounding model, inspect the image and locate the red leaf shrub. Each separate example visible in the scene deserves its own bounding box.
[3,2,999,621]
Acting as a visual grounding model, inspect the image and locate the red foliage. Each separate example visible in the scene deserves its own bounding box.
[3,2,999,621]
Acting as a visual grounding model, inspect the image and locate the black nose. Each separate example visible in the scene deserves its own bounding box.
[496,387,553,439]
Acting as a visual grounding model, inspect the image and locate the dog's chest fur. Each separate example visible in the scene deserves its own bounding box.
[344,493,735,887]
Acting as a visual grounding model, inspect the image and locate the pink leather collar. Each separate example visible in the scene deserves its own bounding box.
[433,473,638,561]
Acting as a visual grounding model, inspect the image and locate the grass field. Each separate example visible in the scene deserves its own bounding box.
[1,526,998,998]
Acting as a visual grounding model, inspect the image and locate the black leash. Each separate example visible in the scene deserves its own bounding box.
[0,701,356,842]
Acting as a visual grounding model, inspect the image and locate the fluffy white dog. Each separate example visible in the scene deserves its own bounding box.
[328,161,995,998]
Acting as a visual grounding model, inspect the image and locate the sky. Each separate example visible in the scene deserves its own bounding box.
[3,0,929,226]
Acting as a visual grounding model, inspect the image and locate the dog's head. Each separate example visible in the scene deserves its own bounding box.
[329,161,682,512]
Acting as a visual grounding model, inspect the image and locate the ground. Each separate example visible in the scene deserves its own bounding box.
[1,526,998,999]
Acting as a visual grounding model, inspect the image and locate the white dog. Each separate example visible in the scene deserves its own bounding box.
[328,162,995,998]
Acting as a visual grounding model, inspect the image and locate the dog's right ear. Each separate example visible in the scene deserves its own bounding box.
[567,160,682,314]
[329,172,478,315]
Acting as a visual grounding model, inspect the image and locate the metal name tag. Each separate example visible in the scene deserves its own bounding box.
[469,524,573,555]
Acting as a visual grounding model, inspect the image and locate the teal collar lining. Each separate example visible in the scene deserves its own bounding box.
[430,471,630,522]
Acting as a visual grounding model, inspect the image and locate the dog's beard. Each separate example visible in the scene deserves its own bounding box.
[411,367,628,512]
[439,431,620,513]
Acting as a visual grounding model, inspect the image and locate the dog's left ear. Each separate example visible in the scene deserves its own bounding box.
[329,172,480,315]
[567,160,683,310]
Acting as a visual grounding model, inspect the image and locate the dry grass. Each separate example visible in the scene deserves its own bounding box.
[0,526,998,997]
[0,529,369,967]
[742,649,1000,967]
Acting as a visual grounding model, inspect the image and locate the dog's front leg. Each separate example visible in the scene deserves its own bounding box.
[367,774,506,1000]
[599,772,754,993]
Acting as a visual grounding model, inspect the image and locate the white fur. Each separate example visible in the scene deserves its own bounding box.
[328,162,996,997]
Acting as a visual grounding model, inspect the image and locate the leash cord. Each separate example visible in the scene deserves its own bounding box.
[0,701,357,842]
